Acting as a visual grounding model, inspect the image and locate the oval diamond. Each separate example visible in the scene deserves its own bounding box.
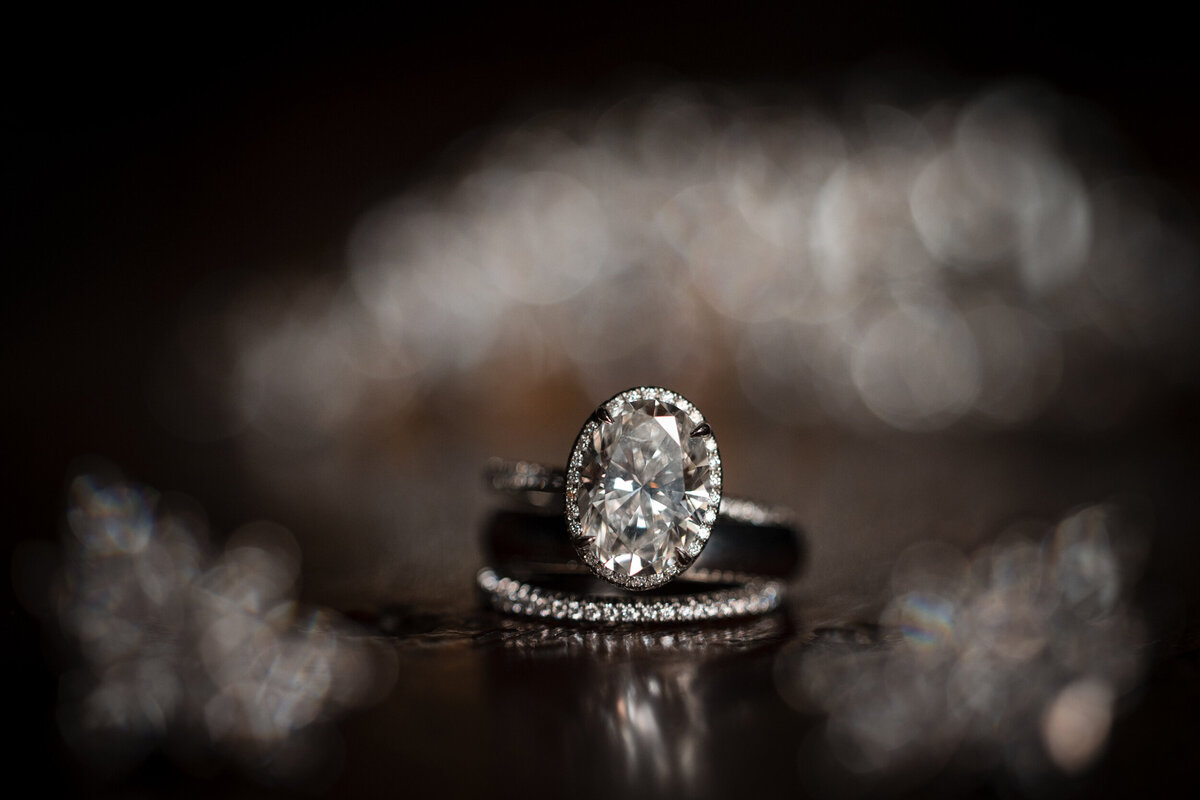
[566,387,721,589]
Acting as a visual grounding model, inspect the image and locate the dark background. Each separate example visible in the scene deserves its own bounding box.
[5,5,1199,796]
[7,6,1199,533]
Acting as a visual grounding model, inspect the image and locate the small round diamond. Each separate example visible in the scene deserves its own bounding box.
[566,387,721,590]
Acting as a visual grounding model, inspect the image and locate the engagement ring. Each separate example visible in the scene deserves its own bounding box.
[486,386,799,591]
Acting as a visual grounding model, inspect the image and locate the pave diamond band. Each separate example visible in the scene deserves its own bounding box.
[477,567,784,624]
[485,459,797,528]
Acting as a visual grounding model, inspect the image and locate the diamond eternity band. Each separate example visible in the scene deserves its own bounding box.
[477,567,784,624]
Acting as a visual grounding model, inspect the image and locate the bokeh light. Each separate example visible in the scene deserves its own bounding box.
[46,467,397,785]
[157,82,1198,451]
[776,503,1146,790]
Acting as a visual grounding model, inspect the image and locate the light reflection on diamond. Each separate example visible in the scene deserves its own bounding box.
[572,389,718,586]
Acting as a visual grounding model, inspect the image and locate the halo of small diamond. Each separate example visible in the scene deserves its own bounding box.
[564,386,722,590]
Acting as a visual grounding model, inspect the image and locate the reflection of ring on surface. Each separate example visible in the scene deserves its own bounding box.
[482,509,805,579]
[477,566,785,624]
[487,386,800,591]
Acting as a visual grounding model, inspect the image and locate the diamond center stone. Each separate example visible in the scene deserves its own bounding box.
[569,390,720,586]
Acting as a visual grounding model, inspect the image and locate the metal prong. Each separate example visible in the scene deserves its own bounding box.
[594,405,614,424]
[675,546,696,568]
[574,535,596,548]
[690,422,711,438]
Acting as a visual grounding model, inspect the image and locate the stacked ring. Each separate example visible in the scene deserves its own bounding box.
[480,386,802,624]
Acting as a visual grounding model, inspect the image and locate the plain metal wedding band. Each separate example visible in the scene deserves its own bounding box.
[481,509,805,579]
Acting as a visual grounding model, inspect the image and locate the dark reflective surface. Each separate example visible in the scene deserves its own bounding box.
[326,609,1199,800]
[337,612,803,799]
[486,617,795,797]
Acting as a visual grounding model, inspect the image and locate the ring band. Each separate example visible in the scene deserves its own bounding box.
[485,459,798,528]
[481,509,804,579]
[477,567,784,624]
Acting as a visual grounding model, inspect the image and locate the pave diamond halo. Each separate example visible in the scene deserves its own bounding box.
[565,387,722,590]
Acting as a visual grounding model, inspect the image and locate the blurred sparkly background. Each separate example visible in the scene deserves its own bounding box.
[6,6,1200,798]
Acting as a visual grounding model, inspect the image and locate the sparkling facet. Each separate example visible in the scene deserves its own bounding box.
[569,388,718,587]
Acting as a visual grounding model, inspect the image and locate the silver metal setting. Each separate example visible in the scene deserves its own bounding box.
[477,567,784,625]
